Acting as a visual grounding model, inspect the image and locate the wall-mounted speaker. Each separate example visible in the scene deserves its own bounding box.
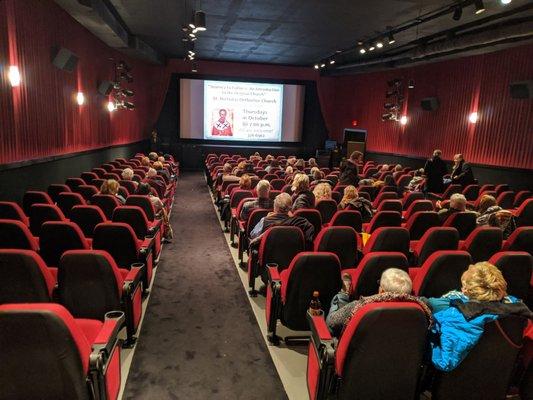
[510,81,533,99]
[421,97,439,111]
[52,47,78,72]
[97,81,114,96]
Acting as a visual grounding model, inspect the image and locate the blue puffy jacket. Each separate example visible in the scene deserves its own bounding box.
[427,291,519,372]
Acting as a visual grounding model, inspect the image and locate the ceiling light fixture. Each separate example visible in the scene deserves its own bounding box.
[408,79,415,89]
[369,46,375,51]
[469,112,478,123]
[452,5,462,20]
[400,115,408,125]
[192,62,198,73]
[359,47,366,54]
[376,41,384,48]
[107,101,115,112]
[500,0,512,4]
[314,64,319,69]
[320,63,326,68]
[194,10,206,31]
[329,59,335,65]
[474,0,486,14]
[388,33,396,44]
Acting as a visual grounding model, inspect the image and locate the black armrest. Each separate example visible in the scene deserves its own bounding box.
[306,312,335,366]
[91,311,125,358]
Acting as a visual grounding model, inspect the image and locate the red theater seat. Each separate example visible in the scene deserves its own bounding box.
[514,191,532,208]
[238,208,270,266]
[363,211,402,234]
[266,252,341,345]
[74,185,99,202]
[411,250,472,297]
[65,177,86,190]
[70,205,107,238]
[316,199,338,224]
[93,222,153,292]
[363,226,410,257]
[411,227,459,266]
[403,199,434,220]
[430,317,527,400]
[515,198,533,227]
[28,204,66,236]
[248,226,305,295]
[489,251,532,300]
[92,194,122,220]
[502,227,532,254]
[47,184,71,203]
[0,249,55,303]
[344,252,408,298]
[112,206,160,257]
[443,211,477,240]
[0,201,29,226]
[293,209,322,239]
[307,302,429,400]
[0,303,123,400]
[22,191,53,215]
[460,226,502,263]
[57,192,87,218]
[402,192,425,210]
[58,250,143,346]
[0,219,39,251]
[404,211,440,241]
[39,221,91,269]
[314,226,360,269]
[329,210,362,233]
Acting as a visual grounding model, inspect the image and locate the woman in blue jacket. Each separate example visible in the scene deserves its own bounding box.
[426,262,532,372]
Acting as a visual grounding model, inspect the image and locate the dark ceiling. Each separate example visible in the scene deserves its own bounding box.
[109,0,532,66]
[55,0,533,72]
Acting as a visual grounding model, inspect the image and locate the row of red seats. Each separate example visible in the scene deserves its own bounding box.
[0,153,177,400]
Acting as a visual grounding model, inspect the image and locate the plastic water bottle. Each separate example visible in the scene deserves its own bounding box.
[309,291,322,316]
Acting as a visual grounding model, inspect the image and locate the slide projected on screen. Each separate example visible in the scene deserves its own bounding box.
[203,80,283,141]
[180,79,304,142]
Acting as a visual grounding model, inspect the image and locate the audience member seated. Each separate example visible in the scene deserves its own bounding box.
[220,174,252,222]
[373,164,389,179]
[153,161,170,181]
[291,173,315,211]
[240,179,273,222]
[406,168,425,192]
[145,168,166,198]
[121,168,138,187]
[135,182,172,240]
[250,192,314,247]
[338,185,373,222]
[265,159,280,173]
[250,151,261,162]
[449,153,475,187]
[338,151,361,186]
[424,262,531,371]
[437,193,467,223]
[294,158,305,170]
[476,194,516,239]
[100,179,125,204]
[148,151,158,162]
[326,268,432,338]
[313,182,332,204]
[424,149,447,194]
[308,157,318,168]
[141,156,151,167]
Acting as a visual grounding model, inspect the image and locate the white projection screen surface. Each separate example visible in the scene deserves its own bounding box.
[180,79,305,142]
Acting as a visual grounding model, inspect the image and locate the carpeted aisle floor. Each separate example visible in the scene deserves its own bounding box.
[123,172,287,400]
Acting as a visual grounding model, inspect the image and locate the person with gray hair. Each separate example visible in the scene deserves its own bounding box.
[326,268,432,337]
[437,193,467,224]
[239,180,274,222]
[250,192,314,247]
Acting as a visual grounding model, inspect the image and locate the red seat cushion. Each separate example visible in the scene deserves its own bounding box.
[75,318,104,345]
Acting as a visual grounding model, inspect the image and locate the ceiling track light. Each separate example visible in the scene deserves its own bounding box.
[313,64,319,69]
[500,0,512,4]
[369,46,375,51]
[320,63,326,68]
[329,59,335,65]
[359,47,366,54]
[388,32,396,44]
[376,41,383,48]
[474,0,485,14]
[452,5,462,20]
[408,79,415,89]
[194,10,206,31]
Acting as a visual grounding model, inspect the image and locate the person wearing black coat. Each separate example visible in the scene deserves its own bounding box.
[424,149,448,194]
[451,154,475,187]
[338,151,362,186]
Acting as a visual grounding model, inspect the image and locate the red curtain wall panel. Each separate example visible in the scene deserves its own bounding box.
[0,0,165,165]
[325,44,533,169]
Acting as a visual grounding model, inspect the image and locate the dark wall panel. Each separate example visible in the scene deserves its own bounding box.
[0,141,147,203]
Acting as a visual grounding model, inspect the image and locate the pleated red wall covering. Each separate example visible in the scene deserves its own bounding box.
[326,44,533,169]
[0,0,167,165]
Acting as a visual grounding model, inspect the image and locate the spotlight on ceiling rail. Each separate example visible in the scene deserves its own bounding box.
[452,5,463,20]
[194,11,206,31]
[359,47,366,54]
[388,32,396,44]
[474,0,485,14]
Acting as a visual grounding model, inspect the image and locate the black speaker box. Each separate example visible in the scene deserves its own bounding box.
[421,97,439,111]
[510,81,533,99]
[52,47,78,72]
[98,81,114,96]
